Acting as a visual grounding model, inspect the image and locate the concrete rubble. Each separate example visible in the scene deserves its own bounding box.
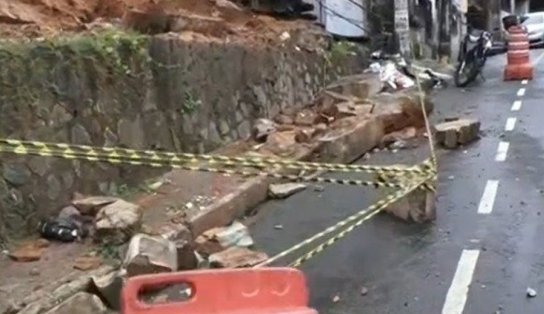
[8,239,50,262]
[209,247,268,268]
[435,118,481,149]
[43,292,108,314]
[91,270,125,311]
[0,67,439,313]
[94,200,143,245]
[122,233,178,277]
[268,183,308,199]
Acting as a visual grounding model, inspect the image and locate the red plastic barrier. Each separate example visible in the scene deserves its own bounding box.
[121,268,318,314]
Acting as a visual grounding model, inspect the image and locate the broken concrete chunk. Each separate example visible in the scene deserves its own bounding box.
[58,205,82,220]
[74,255,102,271]
[195,221,253,256]
[294,109,318,126]
[209,247,268,268]
[382,176,436,223]
[94,200,142,245]
[326,73,383,100]
[274,114,294,125]
[251,118,277,142]
[9,239,50,262]
[91,270,125,311]
[72,196,119,216]
[435,118,480,149]
[44,292,108,314]
[295,128,313,143]
[122,233,177,277]
[268,183,307,199]
[215,221,253,248]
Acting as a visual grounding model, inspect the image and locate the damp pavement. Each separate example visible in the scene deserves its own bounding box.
[249,49,544,314]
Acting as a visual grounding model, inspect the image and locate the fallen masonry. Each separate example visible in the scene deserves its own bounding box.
[0,69,438,313]
[434,118,481,149]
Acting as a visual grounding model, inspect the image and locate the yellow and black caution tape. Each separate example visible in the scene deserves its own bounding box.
[0,143,420,190]
[256,174,432,268]
[0,138,435,176]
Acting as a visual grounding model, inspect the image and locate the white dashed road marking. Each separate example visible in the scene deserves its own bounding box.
[505,117,517,131]
[511,100,522,111]
[478,180,499,214]
[442,250,481,314]
[522,79,528,85]
[517,88,526,97]
[495,142,510,162]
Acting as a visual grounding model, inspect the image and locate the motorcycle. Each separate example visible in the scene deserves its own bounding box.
[454,28,493,87]
[369,49,446,91]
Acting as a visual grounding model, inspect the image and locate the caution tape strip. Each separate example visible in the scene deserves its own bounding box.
[0,138,436,176]
[0,144,422,190]
[255,174,433,268]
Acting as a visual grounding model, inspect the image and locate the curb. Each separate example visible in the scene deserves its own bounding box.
[185,117,385,238]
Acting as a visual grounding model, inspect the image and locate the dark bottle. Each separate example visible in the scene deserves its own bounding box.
[38,218,80,242]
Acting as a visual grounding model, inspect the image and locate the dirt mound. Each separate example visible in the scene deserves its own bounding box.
[0,0,315,42]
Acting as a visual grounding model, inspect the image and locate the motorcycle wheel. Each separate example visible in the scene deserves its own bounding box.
[454,59,480,87]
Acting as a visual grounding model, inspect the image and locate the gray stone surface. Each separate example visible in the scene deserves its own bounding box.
[71,124,92,145]
[46,175,62,200]
[0,34,358,240]
[2,163,31,187]
[118,115,145,149]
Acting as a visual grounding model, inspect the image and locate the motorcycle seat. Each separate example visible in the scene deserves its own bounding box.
[468,29,484,42]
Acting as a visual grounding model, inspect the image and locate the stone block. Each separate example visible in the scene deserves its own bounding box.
[268,183,307,199]
[94,200,142,245]
[122,233,177,277]
[435,118,480,149]
[326,73,383,100]
[319,117,384,164]
[384,187,436,223]
[209,247,268,268]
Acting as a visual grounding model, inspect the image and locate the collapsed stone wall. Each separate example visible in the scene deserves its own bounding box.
[0,30,361,242]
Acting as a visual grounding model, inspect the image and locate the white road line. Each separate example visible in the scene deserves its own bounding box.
[495,141,510,162]
[478,180,499,214]
[511,100,522,111]
[505,117,517,131]
[442,250,481,314]
[522,79,528,85]
[517,88,526,97]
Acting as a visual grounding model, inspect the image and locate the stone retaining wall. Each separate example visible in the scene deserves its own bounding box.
[0,31,362,241]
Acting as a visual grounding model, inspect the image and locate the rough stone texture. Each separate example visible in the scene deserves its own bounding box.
[435,118,481,149]
[94,200,142,245]
[43,292,108,314]
[0,33,357,240]
[122,233,178,277]
[268,183,307,199]
[384,187,437,223]
[209,247,268,268]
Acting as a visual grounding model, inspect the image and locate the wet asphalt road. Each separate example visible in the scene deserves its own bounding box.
[249,50,544,314]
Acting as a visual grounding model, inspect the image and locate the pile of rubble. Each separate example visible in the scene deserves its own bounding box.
[7,194,266,312]
[3,67,441,313]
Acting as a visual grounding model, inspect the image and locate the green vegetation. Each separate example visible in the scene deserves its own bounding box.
[0,30,151,107]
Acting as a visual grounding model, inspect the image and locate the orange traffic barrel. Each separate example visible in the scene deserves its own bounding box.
[507,50,530,64]
[508,41,530,51]
[508,25,526,34]
[121,268,318,314]
[509,33,529,43]
[504,25,533,81]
